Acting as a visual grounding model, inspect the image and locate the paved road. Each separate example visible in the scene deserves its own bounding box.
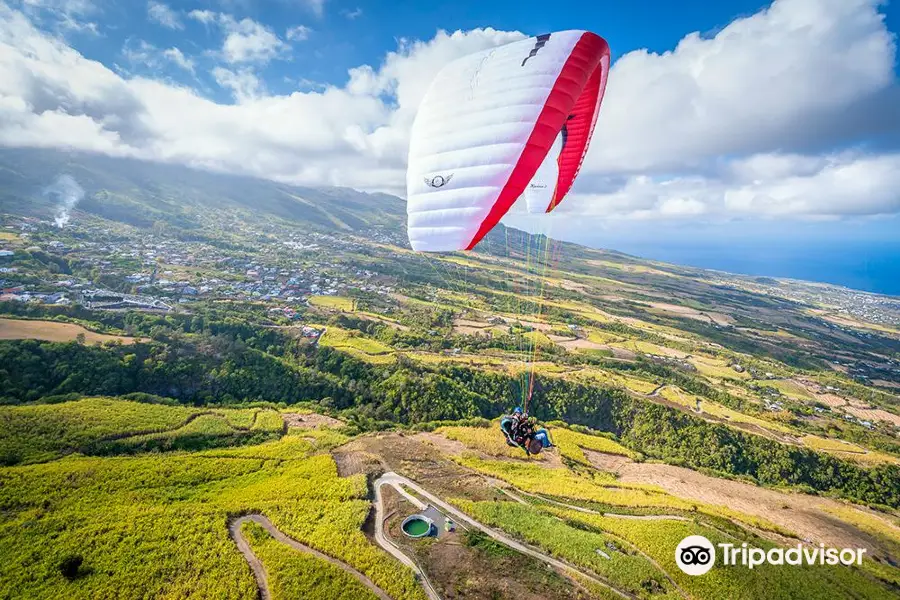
[373,475,443,600]
[229,514,392,600]
[376,472,635,600]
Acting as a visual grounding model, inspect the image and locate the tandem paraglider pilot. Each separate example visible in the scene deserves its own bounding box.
[500,407,553,456]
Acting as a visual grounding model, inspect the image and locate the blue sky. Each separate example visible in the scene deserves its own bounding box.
[48,0,900,101]
[2,0,900,292]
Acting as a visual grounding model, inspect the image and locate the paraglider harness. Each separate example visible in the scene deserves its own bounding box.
[500,408,552,456]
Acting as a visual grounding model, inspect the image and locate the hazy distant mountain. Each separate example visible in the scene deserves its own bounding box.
[0,148,406,233]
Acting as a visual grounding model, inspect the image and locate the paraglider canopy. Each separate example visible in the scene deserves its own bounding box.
[406,30,610,252]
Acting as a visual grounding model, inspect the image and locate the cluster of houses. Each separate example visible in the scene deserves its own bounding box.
[0,286,70,305]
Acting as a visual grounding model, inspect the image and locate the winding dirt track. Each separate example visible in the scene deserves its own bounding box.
[228,514,392,600]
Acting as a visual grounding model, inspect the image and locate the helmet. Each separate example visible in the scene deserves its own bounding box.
[513,406,523,415]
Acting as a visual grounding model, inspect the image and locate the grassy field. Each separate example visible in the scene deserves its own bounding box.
[317,326,395,363]
[611,340,688,358]
[691,356,751,381]
[0,413,426,600]
[442,431,895,599]
[453,499,679,600]
[241,521,380,600]
[659,387,796,435]
[548,507,890,600]
[0,398,287,465]
[576,369,661,395]
[439,425,544,460]
[799,436,899,465]
[308,296,356,311]
[549,427,642,462]
[762,379,817,401]
[0,318,142,345]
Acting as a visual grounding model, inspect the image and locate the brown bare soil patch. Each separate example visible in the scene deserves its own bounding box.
[556,338,606,351]
[452,318,491,336]
[335,433,502,502]
[585,450,897,556]
[546,334,575,343]
[872,379,900,389]
[609,346,638,360]
[0,318,144,345]
[815,393,848,408]
[420,533,592,600]
[842,405,900,428]
[282,412,344,429]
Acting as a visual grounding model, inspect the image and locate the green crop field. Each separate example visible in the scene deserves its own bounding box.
[0,399,289,465]
[241,521,380,600]
[550,427,641,462]
[0,398,197,465]
[453,499,678,600]
[0,419,426,600]
[308,296,356,311]
[545,507,891,600]
[317,326,395,363]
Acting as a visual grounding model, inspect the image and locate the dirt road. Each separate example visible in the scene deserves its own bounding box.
[584,449,898,554]
[229,514,393,600]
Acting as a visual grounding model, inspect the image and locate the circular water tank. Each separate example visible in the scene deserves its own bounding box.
[401,515,434,538]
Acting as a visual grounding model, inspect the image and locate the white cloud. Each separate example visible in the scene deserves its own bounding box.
[285,25,311,42]
[212,66,262,102]
[584,0,898,175]
[221,17,286,63]
[299,0,325,18]
[188,10,288,64]
[119,38,194,76]
[557,152,900,222]
[16,0,98,35]
[163,47,194,73]
[0,0,898,224]
[147,1,182,30]
[341,7,362,19]
[187,8,215,25]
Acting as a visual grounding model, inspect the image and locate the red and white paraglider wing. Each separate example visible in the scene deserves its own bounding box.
[406,30,610,252]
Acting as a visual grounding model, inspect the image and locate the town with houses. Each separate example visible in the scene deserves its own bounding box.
[0,214,399,323]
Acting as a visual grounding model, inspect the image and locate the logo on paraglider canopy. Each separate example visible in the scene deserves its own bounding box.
[425,174,453,188]
[522,33,551,66]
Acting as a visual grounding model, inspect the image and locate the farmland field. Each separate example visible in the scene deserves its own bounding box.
[0,318,143,345]
[308,295,356,311]
[0,401,426,600]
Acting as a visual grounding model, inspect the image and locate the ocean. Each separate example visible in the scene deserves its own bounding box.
[607,239,900,297]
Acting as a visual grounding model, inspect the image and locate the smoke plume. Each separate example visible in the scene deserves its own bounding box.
[43,175,85,228]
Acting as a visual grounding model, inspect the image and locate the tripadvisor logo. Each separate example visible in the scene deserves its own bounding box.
[675,536,868,576]
[676,535,716,575]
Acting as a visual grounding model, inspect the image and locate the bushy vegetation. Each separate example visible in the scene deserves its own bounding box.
[0,398,195,465]
[2,336,897,507]
[0,429,426,600]
[453,499,677,600]
[241,521,379,600]
[546,507,893,600]
[0,398,285,465]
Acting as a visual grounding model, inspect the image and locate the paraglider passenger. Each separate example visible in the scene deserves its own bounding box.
[499,407,553,456]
